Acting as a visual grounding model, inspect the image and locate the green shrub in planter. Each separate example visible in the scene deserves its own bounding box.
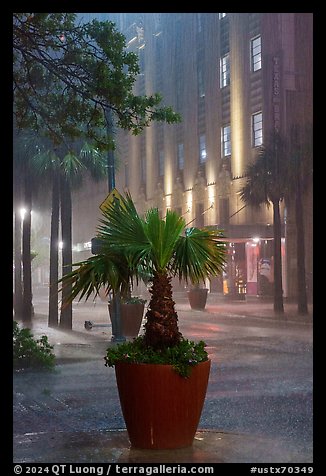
[13,320,55,370]
[105,336,208,378]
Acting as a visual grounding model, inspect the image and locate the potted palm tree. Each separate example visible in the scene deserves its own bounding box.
[61,191,226,449]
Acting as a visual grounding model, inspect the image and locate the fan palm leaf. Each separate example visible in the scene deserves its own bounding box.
[173,227,226,284]
[59,251,130,305]
[61,190,227,348]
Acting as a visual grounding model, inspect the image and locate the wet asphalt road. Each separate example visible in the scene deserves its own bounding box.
[13,292,313,463]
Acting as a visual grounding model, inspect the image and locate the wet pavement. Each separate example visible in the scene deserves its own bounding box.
[13,290,313,464]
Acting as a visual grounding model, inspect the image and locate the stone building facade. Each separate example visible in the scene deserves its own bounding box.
[72,13,313,300]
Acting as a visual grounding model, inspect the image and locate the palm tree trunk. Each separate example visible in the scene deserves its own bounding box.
[272,199,284,314]
[60,177,73,329]
[14,207,23,319]
[295,183,308,315]
[22,173,33,322]
[13,133,23,320]
[144,272,182,349]
[48,172,60,327]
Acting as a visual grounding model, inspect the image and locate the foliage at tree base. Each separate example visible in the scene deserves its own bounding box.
[13,320,56,370]
[104,336,208,378]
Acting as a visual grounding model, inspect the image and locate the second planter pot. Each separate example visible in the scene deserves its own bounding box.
[187,288,208,310]
[109,302,145,338]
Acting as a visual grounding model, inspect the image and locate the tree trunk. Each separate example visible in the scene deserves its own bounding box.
[22,173,33,322]
[144,272,182,349]
[290,125,309,315]
[14,206,23,319]
[59,177,73,329]
[295,183,308,315]
[272,199,284,314]
[13,137,23,320]
[48,173,60,327]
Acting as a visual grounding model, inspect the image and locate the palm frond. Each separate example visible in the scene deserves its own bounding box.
[79,142,108,180]
[59,253,130,303]
[60,190,227,311]
[97,191,151,270]
[173,227,227,284]
[144,208,186,272]
[239,131,291,208]
[61,151,85,178]
[30,149,60,177]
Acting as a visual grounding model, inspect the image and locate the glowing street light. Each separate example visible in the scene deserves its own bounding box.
[20,208,26,220]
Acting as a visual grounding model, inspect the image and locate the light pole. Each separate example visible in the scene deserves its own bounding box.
[105,109,126,343]
[88,111,126,342]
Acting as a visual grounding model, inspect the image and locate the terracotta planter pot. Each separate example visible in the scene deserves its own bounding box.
[187,288,208,310]
[109,303,145,338]
[114,359,211,449]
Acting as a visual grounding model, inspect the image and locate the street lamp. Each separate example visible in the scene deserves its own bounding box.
[20,208,26,220]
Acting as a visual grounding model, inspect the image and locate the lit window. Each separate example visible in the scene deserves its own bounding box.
[219,13,227,19]
[177,143,184,170]
[252,112,263,147]
[199,134,207,163]
[221,125,231,157]
[198,69,205,97]
[251,36,262,72]
[220,54,230,88]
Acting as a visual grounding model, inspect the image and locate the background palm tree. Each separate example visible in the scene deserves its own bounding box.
[13,13,180,330]
[13,128,42,322]
[31,142,108,328]
[13,134,24,319]
[286,123,313,315]
[240,132,289,314]
[61,192,226,349]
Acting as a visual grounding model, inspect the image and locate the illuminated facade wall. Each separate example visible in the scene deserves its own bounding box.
[115,13,275,227]
[72,13,313,299]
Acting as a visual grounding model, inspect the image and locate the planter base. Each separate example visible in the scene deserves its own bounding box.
[115,360,211,449]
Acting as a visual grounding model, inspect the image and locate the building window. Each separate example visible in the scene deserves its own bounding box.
[177,143,184,170]
[221,125,231,157]
[219,13,227,19]
[220,53,230,88]
[198,69,205,98]
[252,112,263,147]
[199,134,207,163]
[158,150,164,176]
[251,35,262,72]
